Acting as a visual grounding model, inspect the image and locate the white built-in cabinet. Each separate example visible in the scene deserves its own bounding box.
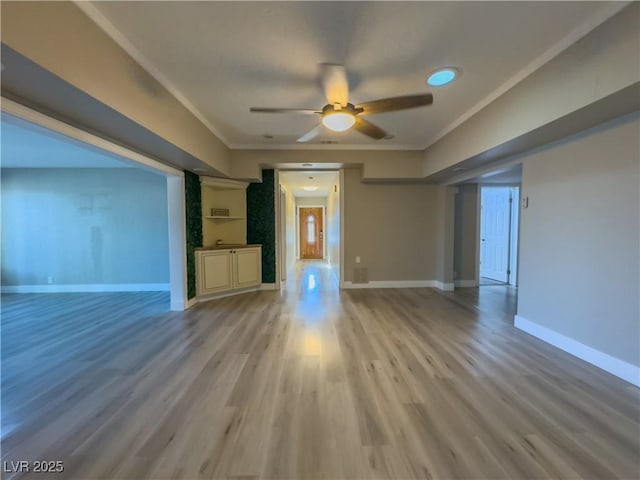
[196,176,261,299]
[196,247,262,296]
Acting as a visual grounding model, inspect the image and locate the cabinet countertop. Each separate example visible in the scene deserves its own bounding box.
[196,244,262,252]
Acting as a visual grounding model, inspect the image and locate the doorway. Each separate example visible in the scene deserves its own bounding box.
[277,170,341,287]
[2,100,188,310]
[479,186,519,286]
[299,207,324,259]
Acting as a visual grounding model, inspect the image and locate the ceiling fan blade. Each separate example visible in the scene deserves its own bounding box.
[296,124,323,143]
[356,94,433,116]
[250,107,320,115]
[320,63,349,106]
[353,117,387,140]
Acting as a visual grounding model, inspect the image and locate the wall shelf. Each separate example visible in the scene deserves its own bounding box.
[200,175,249,245]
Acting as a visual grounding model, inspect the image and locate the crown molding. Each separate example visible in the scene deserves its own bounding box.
[420,1,630,149]
[74,1,231,147]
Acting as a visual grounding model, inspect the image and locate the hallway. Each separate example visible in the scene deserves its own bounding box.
[1,264,638,479]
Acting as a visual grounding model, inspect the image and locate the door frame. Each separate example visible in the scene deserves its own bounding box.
[279,186,287,282]
[477,184,520,286]
[296,205,326,260]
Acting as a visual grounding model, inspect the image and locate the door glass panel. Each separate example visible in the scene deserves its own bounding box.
[307,215,315,244]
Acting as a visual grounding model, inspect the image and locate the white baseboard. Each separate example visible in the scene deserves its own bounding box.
[195,285,261,303]
[342,280,430,289]
[342,280,453,291]
[454,279,479,288]
[2,283,170,294]
[514,315,640,387]
[433,281,455,291]
[259,283,278,291]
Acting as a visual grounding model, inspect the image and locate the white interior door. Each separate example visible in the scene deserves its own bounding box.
[480,187,511,282]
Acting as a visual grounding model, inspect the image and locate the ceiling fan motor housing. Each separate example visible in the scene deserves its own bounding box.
[321,103,364,116]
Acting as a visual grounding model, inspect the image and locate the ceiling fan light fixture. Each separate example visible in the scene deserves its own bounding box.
[427,67,459,87]
[322,112,355,132]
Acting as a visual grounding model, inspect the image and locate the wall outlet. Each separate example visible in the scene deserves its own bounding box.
[47,276,54,284]
[355,256,361,264]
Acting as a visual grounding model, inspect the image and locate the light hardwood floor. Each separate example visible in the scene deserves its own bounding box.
[1,262,638,479]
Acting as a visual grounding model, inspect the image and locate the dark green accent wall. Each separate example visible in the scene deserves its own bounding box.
[184,171,203,299]
[247,169,276,283]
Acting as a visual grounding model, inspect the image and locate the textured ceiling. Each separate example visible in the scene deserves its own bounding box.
[85,1,622,150]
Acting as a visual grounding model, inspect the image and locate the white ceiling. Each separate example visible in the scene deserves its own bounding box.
[280,171,338,197]
[85,1,623,150]
[0,113,133,168]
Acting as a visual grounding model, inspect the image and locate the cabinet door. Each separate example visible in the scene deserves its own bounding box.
[234,248,262,288]
[198,251,233,294]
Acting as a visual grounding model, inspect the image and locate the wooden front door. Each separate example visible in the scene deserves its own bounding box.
[299,207,323,259]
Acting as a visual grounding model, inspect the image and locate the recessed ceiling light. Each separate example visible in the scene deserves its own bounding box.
[427,67,459,87]
[303,186,319,192]
[302,163,313,167]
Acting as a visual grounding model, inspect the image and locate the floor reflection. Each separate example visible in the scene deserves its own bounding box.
[287,260,339,353]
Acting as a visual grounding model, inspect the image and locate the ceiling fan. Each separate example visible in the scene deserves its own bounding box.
[250,64,433,143]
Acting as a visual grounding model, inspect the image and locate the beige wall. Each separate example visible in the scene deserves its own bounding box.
[433,186,456,286]
[1,1,231,175]
[231,150,424,182]
[454,184,479,283]
[518,114,639,367]
[343,169,437,282]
